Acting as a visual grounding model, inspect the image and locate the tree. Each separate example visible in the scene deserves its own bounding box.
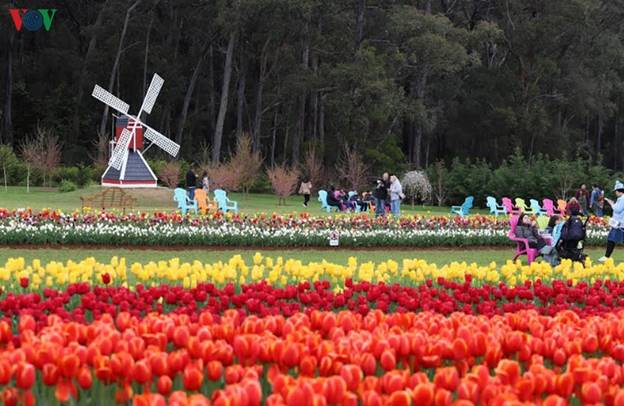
[229,135,263,195]
[401,170,432,206]
[427,160,448,207]
[267,164,300,205]
[302,147,325,190]
[0,145,17,192]
[336,146,369,192]
[19,126,61,190]
[158,161,181,188]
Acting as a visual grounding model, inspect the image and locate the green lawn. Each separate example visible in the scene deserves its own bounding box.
[0,186,485,216]
[0,247,618,267]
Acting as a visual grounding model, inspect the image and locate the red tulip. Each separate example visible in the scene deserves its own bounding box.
[16,363,35,390]
[157,375,173,396]
[20,277,29,289]
[77,366,93,390]
[183,364,204,391]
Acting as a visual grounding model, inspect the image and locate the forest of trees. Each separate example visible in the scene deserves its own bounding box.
[2,0,624,174]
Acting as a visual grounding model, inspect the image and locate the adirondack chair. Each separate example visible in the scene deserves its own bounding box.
[347,191,361,212]
[514,198,534,214]
[509,215,540,264]
[502,197,521,215]
[557,199,567,214]
[213,189,238,213]
[542,199,563,216]
[536,216,549,230]
[451,196,474,217]
[486,196,507,216]
[194,189,218,214]
[318,190,339,213]
[529,199,547,216]
[174,188,198,215]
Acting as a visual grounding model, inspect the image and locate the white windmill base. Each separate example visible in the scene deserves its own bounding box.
[101,150,158,188]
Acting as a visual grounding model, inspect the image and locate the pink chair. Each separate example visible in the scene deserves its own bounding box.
[502,197,521,215]
[542,199,563,216]
[509,215,539,264]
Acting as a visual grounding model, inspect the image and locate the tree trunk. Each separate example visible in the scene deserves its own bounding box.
[143,4,157,96]
[212,31,236,162]
[176,45,208,145]
[98,0,143,137]
[2,165,6,192]
[292,34,310,164]
[236,52,247,139]
[2,31,14,146]
[26,167,30,193]
[72,0,111,142]
[319,93,325,152]
[354,0,366,49]
[207,45,216,136]
[597,113,603,159]
[271,109,278,166]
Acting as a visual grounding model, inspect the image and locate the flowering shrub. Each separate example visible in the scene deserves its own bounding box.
[0,208,612,247]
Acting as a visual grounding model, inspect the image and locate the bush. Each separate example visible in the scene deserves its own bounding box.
[158,162,182,188]
[267,164,300,205]
[58,180,77,193]
[401,170,432,205]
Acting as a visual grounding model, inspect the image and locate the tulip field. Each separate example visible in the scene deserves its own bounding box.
[1,205,624,405]
[0,253,623,405]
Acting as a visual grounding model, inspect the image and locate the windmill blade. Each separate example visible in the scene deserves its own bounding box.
[109,128,133,170]
[144,127,180,157]
[140,74,164,115]
[92,85,130,114]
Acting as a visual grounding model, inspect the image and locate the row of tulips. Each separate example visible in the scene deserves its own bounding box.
[5,277,624,330]
[0,208,611,247]
[2,254,624,291]
[4,310,624,404]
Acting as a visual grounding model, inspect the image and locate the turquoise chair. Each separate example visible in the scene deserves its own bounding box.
[174,188,198,215]
[318,190,339,213]
[530,199,547,216]
[348,191,361,213]
[486,196,506,216]
[214,189,238,213]
[451,196,474,217]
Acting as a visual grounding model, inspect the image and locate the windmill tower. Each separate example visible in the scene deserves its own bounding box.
[91,74,180,188]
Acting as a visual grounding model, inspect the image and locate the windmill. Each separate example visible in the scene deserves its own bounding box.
[91,74,180,188]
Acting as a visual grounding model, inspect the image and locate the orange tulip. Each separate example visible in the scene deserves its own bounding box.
[434,367,459,392]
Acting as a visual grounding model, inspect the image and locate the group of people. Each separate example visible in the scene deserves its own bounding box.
[574,183,605,217]
[297,172,404,216]
[185,167,210,200]
[515,180,624,265]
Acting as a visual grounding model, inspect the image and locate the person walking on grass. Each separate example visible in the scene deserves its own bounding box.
[299,178,312,207]
[598,181,624,262]
[373,172,390,217]
[389,175,404,217]
[186,166,197,200]
[576,184,590,215]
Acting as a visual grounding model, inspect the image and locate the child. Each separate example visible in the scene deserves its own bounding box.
[299,179,312,207]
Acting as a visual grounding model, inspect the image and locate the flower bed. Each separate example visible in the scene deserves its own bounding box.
[0,208,612,247]
[2,254,624,404]
[3,310,624,404]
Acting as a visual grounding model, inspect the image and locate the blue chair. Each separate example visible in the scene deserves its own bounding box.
[451,196,474,217]
[530,199,547,216]
[486,196,506,216]
[347,191,361,213]
[318,190,339,213]
[214,189,238,213]
[174,188,198,215]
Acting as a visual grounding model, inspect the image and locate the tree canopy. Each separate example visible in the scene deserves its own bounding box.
[1,0,624,171]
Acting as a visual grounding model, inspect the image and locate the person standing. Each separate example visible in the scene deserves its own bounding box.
[590,185,604,217]
[598,181,624,262]
[299,178,312,207]
[201,171,210,193]
[373,172,390,217]
[575,184,589,215]
[389,175,403,217]
[186,166,197,200]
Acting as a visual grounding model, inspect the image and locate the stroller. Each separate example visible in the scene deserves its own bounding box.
[556,214,590,263]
